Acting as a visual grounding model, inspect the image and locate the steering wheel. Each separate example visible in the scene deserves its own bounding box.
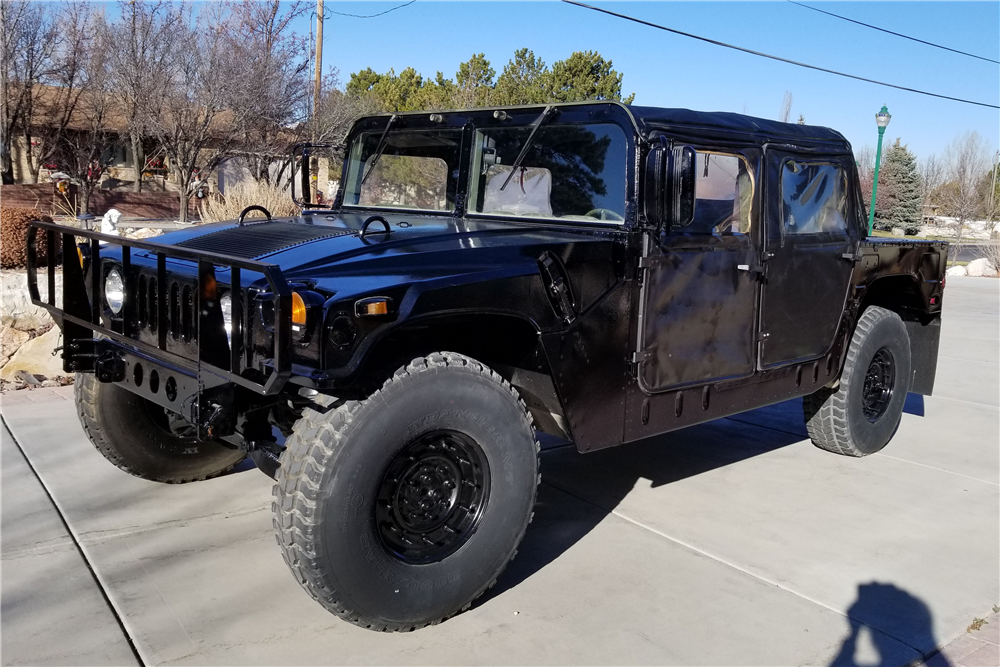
[585,208,624,222]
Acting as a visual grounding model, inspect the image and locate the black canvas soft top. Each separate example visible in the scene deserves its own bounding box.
[628,105,851,149]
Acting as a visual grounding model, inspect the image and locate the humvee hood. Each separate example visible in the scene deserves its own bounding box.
[149,212,612,289]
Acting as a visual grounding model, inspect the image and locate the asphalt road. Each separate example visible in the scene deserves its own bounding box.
[2,276,998,666]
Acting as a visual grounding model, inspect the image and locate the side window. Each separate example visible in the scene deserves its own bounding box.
[781,161,848,235]
[688,152,753,234]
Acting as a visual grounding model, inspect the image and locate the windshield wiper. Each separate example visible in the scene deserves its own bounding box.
[361,114,399,186]
[500,105,556,191]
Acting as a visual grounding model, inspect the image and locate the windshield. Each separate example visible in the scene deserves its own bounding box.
[343,127,463,212]
[469,122,628,222]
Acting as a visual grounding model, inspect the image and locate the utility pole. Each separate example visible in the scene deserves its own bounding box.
[989,149,999,237]
[314,0,323,138]
[309,0,323,203]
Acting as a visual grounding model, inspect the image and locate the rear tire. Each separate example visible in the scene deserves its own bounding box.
[74,374,246,483]
[273,352,540,631]
[804,306,911,457]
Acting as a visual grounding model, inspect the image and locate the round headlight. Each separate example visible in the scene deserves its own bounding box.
[220,293,232,345]
[105,269,124,314]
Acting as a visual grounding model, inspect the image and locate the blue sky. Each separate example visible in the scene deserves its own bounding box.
[290,1,998,163]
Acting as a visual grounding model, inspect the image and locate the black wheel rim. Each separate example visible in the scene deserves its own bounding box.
[862,347,896,423]
[375,430,490,565]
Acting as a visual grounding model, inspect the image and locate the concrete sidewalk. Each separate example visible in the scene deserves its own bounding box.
[1,277,997,666]
[1,420,138,666]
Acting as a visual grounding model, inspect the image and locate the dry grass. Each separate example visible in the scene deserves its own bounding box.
[199,180,301,223]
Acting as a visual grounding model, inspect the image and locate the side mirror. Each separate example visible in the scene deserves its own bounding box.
[291,143,338,208]
[643,143,696,230]
[668,146,696,229]
[643,142,669,228]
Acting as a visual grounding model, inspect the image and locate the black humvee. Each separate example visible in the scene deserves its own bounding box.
[28,101,946,631]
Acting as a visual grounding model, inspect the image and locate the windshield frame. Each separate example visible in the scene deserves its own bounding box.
[337,104,639,228]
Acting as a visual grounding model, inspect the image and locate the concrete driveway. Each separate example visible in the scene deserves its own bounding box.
[2,277,997,666]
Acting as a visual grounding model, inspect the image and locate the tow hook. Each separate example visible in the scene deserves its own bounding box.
[246,441,283,479]
[200,402,226,437]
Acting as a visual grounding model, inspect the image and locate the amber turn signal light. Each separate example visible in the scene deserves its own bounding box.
[291,292,307,325]
[355,297,393,317]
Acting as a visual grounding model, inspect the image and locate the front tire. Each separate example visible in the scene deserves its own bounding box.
[74,374,246,483]
[273,352,540,631]
[804,306,911,456]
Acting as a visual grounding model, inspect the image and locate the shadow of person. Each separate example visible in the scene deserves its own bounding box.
[829,582,952,667]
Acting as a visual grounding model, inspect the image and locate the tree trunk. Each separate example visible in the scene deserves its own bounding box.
[1,149,13,184]
[80,185,91,217]
[951,218,965,266]
[23,130,37,183]
[178,188,189,223]
[132,134,143,193]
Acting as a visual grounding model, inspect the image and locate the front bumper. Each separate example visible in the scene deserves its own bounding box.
[26,221,296,437]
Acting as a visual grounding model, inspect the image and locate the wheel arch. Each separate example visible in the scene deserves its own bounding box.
[354,312,570,438]
[853,274,941,395]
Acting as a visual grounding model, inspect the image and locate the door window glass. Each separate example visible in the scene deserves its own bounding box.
[781,161,848,235]
[688,152,753,234]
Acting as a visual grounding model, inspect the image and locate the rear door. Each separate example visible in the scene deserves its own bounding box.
[758,150,859,369]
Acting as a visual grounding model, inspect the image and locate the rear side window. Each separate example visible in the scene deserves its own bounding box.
[781,161,848,235]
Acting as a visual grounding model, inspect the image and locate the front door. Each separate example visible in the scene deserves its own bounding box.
[637,149,760,392]
[758,150,858,369]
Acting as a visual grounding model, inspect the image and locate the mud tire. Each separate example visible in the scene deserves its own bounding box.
[74,374,246,483]
[273,352,540,631]
[804,306,911,457]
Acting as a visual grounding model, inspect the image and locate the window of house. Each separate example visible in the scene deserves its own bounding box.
[688,152,753,234]
[781,161,848,235]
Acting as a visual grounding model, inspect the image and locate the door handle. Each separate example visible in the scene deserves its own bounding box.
[738,264,764,274]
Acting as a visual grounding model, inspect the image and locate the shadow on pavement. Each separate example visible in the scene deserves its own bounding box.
[479,398,808,607]
[829,582,951,667]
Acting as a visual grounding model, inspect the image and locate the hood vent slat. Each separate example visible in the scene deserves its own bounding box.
[174,221,351,259]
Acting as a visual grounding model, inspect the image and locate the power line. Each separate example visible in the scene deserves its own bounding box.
[561,0,999,110]
[325,1,415,19]
[789,1,999,65]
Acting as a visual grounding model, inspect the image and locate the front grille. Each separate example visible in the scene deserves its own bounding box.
[131,269,198,345]
[174,221,351,259]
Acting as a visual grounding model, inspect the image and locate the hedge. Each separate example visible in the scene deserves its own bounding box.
[0,207,58,269]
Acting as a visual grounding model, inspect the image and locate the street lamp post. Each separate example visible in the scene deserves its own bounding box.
[867,105,892,236]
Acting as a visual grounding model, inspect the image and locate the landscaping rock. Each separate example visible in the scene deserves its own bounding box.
[1,326,31,366]
[1,269,62,330]
[0,326,68,381]
[946,265,968,277]
[965,258,996,277]
[14,370,42,386]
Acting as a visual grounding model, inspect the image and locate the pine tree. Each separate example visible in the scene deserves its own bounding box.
[874,139,923,235]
